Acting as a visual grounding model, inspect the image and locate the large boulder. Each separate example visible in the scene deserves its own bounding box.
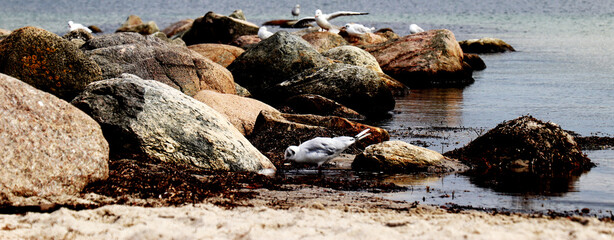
[188,43,245,67]
[0,26,103,100]
[322,45,408,95]
[459,37,515,53]
[193,90,279,135]
[228,31,329,97]
[301,31,348,52]
[352,141,464,173]
[72,74,274,172]
[115,15,159,35]
[162,19,194,38]
[270,63,394,116]
[182,11,259,45]
[360,29,473,88]
[444,115,594,176]
[83,32,236,96]
[248,110,389,167]
[0,73,108,202]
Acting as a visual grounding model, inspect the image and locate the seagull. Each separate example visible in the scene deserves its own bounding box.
[67,21,92,33]
[292,4,300,19]
[284,129,371,169]
[344,23,375,36]
[258,26,274,39]
[293,9,369,33]
[409,24,425,34]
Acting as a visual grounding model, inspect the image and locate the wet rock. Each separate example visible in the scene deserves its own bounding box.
[270,63,394,117]
[444,115,594,176]
[322,45,408,95]
[83,32,236,96]
[459,37,515,53]
[0,73,108,202]
[360,29,473,88]
[228,31,328,97]
[463,53,486,71]
[71,74,274,172]
[188,43,244,67]
[0,26,102,100]
[162,19,194,38]
[193,90,279,135]
[352,140,463,173]
[230,35,261,49]
[301,31,348,52]
[249,110,388,167]
[282,94,365,120]
[116,15,159,35]
[182,11,259,45]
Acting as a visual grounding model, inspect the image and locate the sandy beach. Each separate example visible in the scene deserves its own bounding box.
[1,186,613,239]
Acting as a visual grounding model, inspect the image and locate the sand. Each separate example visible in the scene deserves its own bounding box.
[1,186,613,240]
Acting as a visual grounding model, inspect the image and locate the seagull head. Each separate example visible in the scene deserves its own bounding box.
[315,9,322,17]
[68,21,74,27]
[295,4,300,8]
[284,146,300,160]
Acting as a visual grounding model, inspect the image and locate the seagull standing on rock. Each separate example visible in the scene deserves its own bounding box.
[67,21,92,33]
[258,26,274,40]
[284,129,371,170]
[344,23,375,36]
[294,9,369,33]
[409,24,425,34]
[292,4,300,19]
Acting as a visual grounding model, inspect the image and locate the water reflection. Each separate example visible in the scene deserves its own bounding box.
[382,88,465,128]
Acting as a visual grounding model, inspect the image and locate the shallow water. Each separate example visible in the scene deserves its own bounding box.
[2,0,614,215]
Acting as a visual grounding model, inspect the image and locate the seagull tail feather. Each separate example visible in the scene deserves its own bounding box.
[355,128,371,140]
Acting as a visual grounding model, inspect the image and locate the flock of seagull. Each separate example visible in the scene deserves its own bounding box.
[258,5,425,40]
[66,5,425,173]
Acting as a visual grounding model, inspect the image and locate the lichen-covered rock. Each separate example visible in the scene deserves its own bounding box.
[83,32,236,96]
[459,37,515,53]
[360,29,473,88]
[71,74,274,172]
[182,11,259,45]
[188,43,245,67]
[162,19,194,38]
[322,45,408,95]
[0,26,103,100]
[249,110,388,167]
[301,31,348,52]
[228,31,329,97]
[0,73,109,202]
[193,90,279,135]
[352,141,464,173]
[444,115,594,176]
[271,63,394,116]
[282,94,365,121]
[115,15,159,35]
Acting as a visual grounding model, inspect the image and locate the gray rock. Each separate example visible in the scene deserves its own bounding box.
[71,74,275,172]
[182,11,259,45]
[272,63,394,116]
[228,9,247,21]
[83,32,236,96]
[228,31,329,98]
[0,26,103,100]
[352,140,463,173]
[283,94,365,121]
[0,73,109,203]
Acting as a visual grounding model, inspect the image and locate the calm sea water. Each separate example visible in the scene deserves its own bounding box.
[2,0,613,215]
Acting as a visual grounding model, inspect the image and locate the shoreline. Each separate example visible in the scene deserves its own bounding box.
[1,186,613,239]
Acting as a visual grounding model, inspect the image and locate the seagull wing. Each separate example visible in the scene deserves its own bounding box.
[293,17,316,27]
[324,11,369,21]
[303,138,339,156]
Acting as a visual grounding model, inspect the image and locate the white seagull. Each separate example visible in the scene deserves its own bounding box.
[258,26,274,40]
[67,21,92,33]
[344,23,375,36]
[293,9,369,33]
[409,24,425,34]
[292,4,300,19]
[284,129,371,168]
